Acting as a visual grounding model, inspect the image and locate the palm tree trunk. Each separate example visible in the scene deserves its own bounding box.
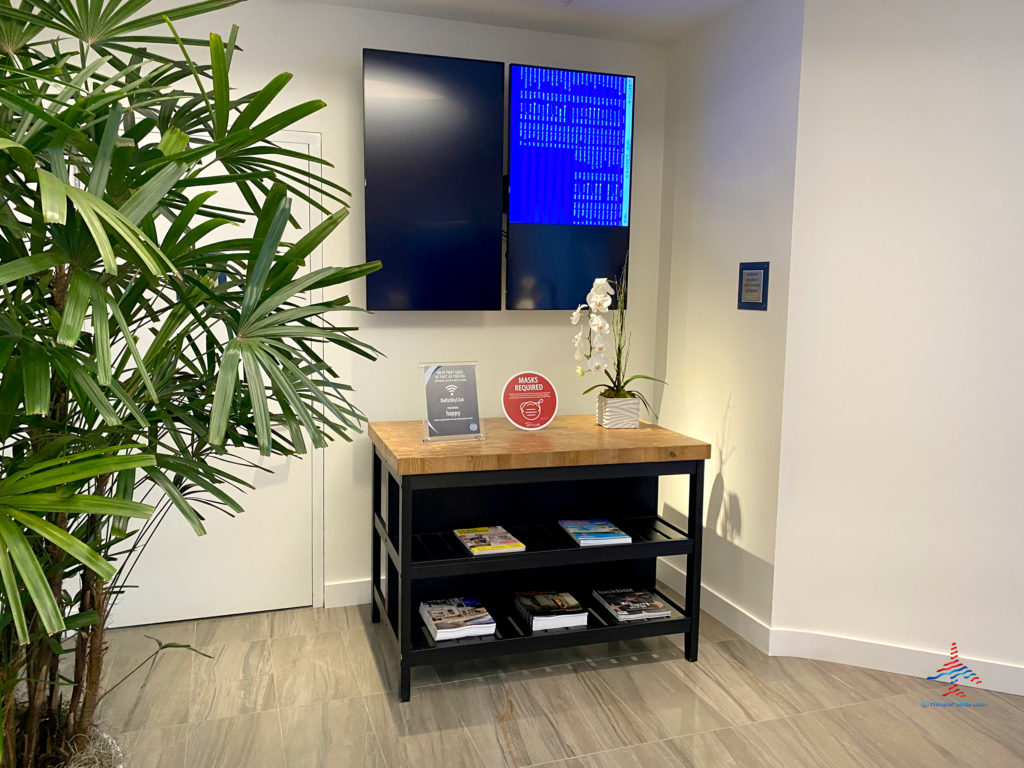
[44,650,61,757]
[23,643,46,768]
[2,682,17,768]
[73,576,106,743]
[65,627,89,736]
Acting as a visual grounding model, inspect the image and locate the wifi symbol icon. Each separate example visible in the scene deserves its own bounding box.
[445,385,459,395]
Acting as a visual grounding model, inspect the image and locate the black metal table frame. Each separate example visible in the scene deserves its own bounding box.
[370,448,705,702]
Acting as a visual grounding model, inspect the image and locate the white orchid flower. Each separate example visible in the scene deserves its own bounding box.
[572,329,584,345]
[586,291,612,313]
[592,334,609,353]
[574,346,587,364]
[588,314,610,334]
[590,354,608,374]
[569,304,586,325]
[591,278,615,296]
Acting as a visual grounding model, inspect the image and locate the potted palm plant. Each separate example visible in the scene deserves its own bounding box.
[0,1,378,765]
[571,261,665,428]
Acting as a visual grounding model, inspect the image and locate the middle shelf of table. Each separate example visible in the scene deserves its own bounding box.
[373,513,692,578]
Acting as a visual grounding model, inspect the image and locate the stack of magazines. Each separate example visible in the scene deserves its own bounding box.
[454,525,525,555]
[419,597,496,641]
[593,588,671,622]
[559,519,631,547]
[514,591,589,631]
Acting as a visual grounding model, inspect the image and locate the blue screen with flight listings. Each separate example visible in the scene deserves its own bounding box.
[509,65,634,228]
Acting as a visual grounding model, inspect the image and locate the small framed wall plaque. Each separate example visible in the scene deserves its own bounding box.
[738,261,769,311]
[421,362,484,443]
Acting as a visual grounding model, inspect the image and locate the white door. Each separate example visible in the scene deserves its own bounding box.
[110,132,325,627]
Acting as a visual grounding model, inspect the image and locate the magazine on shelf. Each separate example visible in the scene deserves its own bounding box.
[419,597,497,641]
[558,519,631,547]
[453,525,525,555]
[514,591,589,631]
[593,588,671,622]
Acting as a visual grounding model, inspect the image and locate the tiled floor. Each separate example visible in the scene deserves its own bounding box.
[98,605,1024,767]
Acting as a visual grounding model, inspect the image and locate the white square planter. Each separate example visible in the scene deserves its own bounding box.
[596,396,640,429]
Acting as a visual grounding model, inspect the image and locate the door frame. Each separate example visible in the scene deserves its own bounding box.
[278,129,326,609]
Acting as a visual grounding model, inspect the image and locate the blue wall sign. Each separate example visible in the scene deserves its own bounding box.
[738,262,770,311]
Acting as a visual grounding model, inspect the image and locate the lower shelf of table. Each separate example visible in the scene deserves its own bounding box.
[405,587,689,665]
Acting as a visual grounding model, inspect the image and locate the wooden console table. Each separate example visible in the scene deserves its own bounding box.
[368,414,711,701]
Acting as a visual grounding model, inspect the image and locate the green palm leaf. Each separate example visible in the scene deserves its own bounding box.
[0,1,379,758]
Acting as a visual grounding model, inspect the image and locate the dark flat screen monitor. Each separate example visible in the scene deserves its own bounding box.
[506,65,635,310]
[363,50,504,310]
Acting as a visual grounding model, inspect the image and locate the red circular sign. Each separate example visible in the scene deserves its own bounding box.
[501,371,558,430]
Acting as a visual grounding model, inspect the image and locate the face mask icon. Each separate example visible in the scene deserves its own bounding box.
[520,401,542,420]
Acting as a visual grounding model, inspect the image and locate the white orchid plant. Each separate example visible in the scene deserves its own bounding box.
[571,264,665,412]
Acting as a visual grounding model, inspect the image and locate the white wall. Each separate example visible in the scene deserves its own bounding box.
[657,0,804,641]
[773,0,1024,692]
[194,0,669,601]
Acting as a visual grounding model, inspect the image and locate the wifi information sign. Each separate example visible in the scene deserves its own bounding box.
[421,363,483,442]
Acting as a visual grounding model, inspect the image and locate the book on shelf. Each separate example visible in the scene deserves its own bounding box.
[558,519,631,547]
[593,588,671,622]
[514,591,589,631]
[453,525,525,555]
[419,598,496,641]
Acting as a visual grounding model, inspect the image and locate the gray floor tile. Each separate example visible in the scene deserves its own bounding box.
[270,631,361,707]
[710,639,872,715]
[364,685,485,768]
[432,635,684,685]
[99,623,196,731]
[664,610,744,651]
[195,612,269,646]
[278,699,386,768]
[581,634,688,663]
[433,645,589,683]
[810,658,940,700]
[716,691,1024,768]
[663,729,782,767]
[344,606,440,695]
[189,640,277,722]
[662,641,791,725]
[697,611,745,644]
[732,705,880,767]
[872,693,1024,766]
[107,620,196,645]
[590,658,733,740]
[115,724,187,768]
[186,710,285,768]
[993,690,1024,714]
[96,603,1024,768]
[267,606,353,639]
[452,663,655,767]
[577,730,770,768]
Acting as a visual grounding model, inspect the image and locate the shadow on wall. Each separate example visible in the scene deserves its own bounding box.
[660,394,774,623]
[705,394,741,542]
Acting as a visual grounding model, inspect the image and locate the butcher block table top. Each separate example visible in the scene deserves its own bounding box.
[368,414,711,477]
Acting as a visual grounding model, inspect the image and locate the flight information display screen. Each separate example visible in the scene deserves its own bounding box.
[508,65,634,227]
[363,50,504,311]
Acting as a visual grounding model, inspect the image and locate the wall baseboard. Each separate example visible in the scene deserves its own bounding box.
[657,561,1024,696]
[324,577,371,608]
[656,560,772,653]
[770,628,1024,697]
